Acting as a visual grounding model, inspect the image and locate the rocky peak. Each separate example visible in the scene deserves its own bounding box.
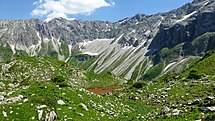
[193,0,210,3]
[131,13,148,21]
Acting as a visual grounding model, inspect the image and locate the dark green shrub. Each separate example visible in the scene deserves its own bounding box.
[205,114,215,121]
[58,82,68,87]
[107,71,113,76]
[51,76,68,87]
[31,96,57,108]
[201,50,215,60]
[127,79,134,85]
[52,76,65,83]
[187,70,202,79]
[132,82,147,88]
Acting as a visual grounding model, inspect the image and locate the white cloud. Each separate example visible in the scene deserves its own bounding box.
[31,0,113,22]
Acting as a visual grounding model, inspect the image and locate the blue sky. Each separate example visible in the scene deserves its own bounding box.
[0,0,192,22]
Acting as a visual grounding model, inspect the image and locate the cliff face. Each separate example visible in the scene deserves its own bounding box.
[1,0,215,80]
[149,11,215,52]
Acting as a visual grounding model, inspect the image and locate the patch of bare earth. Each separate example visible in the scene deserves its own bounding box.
[87,86,121,94]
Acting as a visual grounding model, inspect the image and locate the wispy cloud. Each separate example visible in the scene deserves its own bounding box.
[31,0,114,22]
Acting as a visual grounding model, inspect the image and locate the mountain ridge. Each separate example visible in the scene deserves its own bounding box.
[1,0,215,80]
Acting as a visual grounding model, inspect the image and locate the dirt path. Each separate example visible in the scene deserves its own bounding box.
[87,86,121,94]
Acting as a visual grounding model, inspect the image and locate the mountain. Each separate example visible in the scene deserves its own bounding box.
[1,0,215,81]
[0,0,215,120]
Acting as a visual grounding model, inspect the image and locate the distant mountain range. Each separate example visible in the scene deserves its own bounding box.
[1,0,215,80]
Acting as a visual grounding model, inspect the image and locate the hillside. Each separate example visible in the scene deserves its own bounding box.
[0,52,214,120]
[0,56,128,120]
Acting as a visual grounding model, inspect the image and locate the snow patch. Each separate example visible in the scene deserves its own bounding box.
[161,58,188,76]
[8,44,16,54]
[43,38,50,43]
[118,19,129,24]
[175,11,197,23]
[65,44,73,62]
[82,52,98,56]
[156,16,164,27]
[164,62,176,72]
[128,30,136,35]
[200,0,210,9]
[51,37,61,53]
[115,34,124,43]
[36,32,41,41]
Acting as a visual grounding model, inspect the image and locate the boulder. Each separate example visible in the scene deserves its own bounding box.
[206,106,215,112]
[37,105,47,109]
[57,100,65,105]
[45,111,57,121]
[172,109,180,116]
[161,106,170,114]
[0,95,4,101]
[80,103,88,111]
[37,110,43,120]
[2,111,7,117]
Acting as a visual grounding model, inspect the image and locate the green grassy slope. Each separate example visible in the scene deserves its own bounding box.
[111,51,215,120]
[185,51,215,76]
[0,56,127,120]
[0,51,214,121]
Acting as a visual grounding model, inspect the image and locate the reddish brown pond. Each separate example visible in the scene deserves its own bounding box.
[87,86,121,94]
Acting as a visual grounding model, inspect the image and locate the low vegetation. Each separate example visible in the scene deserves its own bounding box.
[0,51,214,120]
